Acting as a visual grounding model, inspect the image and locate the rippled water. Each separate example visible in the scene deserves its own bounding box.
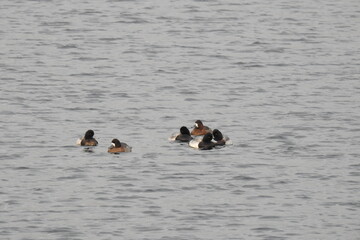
[1,0,360,239]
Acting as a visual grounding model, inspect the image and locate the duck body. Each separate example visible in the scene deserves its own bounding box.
[175,126,193,142]
[108,139,132,153]
[189,133,215,150]
[81,138,98,146]
[77,130,98,146]
[212,129,231,146]
[190,120,212,136]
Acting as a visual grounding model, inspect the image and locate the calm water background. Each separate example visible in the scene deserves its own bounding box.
[1,0,360,239]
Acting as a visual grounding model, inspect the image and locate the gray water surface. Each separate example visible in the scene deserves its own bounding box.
[1,0,360,239]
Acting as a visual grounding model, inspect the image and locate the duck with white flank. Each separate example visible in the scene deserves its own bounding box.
[76,129,98,146]
[189,132,215,150]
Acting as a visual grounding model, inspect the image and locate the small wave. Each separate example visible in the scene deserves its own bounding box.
[251,227,281,232]
[116,19,148,24]
[57,44,78,49]
[40,21,71,27]
[13,167,31,170]
[232,175,257,181]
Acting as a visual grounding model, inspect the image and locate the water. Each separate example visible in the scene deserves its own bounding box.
[1,0,360,239]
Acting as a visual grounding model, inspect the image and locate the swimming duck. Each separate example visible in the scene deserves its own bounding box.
[190,120,212,136]
[189,132,215,150]
[108,138,132,153]
[169,126,193,142]
[76,129,98,146]
[212,129,231,146]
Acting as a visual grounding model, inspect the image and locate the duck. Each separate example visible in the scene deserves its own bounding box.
[108,138,132,153]
[190,120,212,136]
[212,129,231,146]
[76,129,98,146]
[169,126,193,142]
[189,132,215,150]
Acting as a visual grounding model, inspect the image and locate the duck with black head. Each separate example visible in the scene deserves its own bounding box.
[212,129,231,146]
[169,126,193,142]
[76,129,98,146]
[108,138,132,153]
[189,132,215,150]
[190,120,212,136]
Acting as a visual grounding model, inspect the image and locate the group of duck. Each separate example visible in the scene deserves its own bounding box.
[76,130,132,153]
[170,120,231,150]
[76,120,231,153]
